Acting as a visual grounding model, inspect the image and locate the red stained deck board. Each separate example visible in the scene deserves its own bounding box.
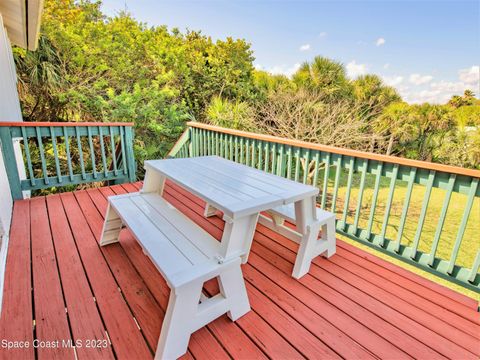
[3,182,479,360]
[29,197,75,360]
[59,192,152,359]
[253,228,478,358]
[332,249,480,336]
[0,201,34,360]
[333,246,480,325]
[250,240,441,359]
[337,240,479,310]
[46,195,114,360]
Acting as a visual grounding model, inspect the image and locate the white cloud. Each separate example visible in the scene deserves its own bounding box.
[375,37,385,46]
[254,63,263,70]
[459,65,480,84]
[319,32,327,38]
[346,60,367,78]
[268,63,301,77]
[382,75,403,86]
[409,73,433,85]
[383,63,390,69]
[299,44,311,51]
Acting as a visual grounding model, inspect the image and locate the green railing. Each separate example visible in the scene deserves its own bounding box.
[0,122,136,199]
[169,122,480,293]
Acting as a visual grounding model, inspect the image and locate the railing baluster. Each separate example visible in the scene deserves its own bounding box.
[428,174,456,265]
[99,126,108,176]
[277,145,285,177]
[246,138,250,165]
[394,167,416,252]
[234,136,239,161]
[240,137,244,164]
[229,135,233,161]
[257,141,262,170]
[312,152,320,188]
[63,126,74,182]
[286,147,293,179]
[353,159,368,234]
[108,126,117,177]
[50,126,62,183]
[119,126,127,175]
[294,148,301,182]
[331,156,343,215]
[341,157,355,228]
[21,127,35,186]
[302,150,310,184]
[215,132,220,155]
[447,178,478,274]
[377,164,399,246]
[35,127,49,185]
[365,162,383,240]
[410,170,436,259]
[321,153,331,209]
[251,139,256,168]
[469,251,480,283]
[87,126,97,179]
[271,143,277,174]
[264,142,270,172]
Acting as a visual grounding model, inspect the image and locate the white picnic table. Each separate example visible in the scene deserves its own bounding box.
[142,155,320,263]
[102,155,332,358]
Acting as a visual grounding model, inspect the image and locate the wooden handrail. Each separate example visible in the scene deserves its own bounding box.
[187,122,480,178]
[0,121,134,127]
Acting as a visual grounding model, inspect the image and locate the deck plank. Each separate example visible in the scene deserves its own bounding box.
[30,197,75,360]
[59,192,152,359]
[46,195,114,360]
[255,225,480,355]
[0,201,34,360]
[2,182,478,360]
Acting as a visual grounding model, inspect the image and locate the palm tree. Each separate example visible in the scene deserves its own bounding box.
[292,56,352,99]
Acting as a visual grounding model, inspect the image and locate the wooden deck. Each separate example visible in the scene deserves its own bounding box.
[1,181,479,360]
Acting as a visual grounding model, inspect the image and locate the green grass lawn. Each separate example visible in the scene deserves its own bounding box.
[319,169,479,300]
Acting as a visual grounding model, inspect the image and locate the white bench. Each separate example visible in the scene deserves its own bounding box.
[100,192,250,360]
[258,204,336,278]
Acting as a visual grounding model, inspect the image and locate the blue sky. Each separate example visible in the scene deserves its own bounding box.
[101,0,480,103]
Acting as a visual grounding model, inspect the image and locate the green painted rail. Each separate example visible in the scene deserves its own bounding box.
[0,122,136,199]
[168,122,480,293]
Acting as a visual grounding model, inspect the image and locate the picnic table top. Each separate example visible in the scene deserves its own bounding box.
[145,156,319,219]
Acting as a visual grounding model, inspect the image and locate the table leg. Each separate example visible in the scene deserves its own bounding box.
[141,167,166,195]
[220,213,259,264]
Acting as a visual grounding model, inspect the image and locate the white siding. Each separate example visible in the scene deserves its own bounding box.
[0,12,26,310]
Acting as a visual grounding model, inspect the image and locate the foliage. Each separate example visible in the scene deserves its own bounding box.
[13,0,480,175]
[206,96,254,131]
[253,89,386,152]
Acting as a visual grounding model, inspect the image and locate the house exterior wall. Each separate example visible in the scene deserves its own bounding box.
[0,12,26,309]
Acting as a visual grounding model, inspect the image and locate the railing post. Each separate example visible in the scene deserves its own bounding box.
[124,126,136,182]
[0,127,23,200]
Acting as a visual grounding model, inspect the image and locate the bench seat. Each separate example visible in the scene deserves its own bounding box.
[102,192,224,288]
[101,192,251,359]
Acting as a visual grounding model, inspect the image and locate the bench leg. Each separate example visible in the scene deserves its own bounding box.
[292,222,321,279]
[100,204,123,246]
[204,203,218,218]
[218,265,250,321]
[155,281,203,360]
